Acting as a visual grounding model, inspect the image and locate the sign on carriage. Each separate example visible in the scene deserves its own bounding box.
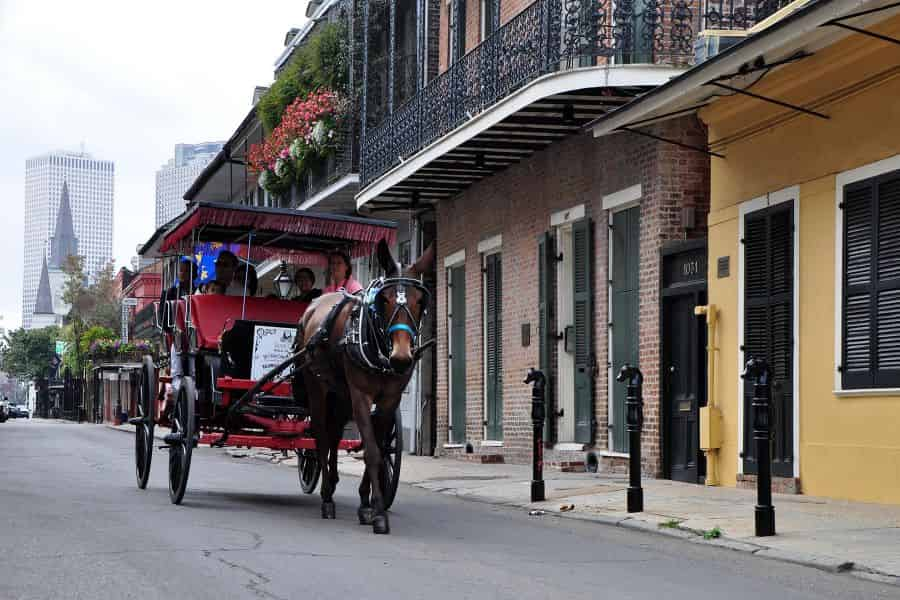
[250,325,297,380]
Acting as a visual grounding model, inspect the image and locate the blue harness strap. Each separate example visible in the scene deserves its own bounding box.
[387,323,417,340]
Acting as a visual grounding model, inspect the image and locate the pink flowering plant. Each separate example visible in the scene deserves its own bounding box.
[248,89,347,196]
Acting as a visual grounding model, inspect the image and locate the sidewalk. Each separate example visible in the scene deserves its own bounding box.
[105,423,900,585]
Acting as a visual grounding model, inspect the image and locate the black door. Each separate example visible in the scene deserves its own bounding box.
[662,243,707,483]
[743,202,794,478]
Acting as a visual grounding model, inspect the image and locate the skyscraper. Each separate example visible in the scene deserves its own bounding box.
[155,142,224,227]
[23,151,114,329]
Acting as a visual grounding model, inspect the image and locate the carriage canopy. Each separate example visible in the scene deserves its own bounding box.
[139,202,398,261]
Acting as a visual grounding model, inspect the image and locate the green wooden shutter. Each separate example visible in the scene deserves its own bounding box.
[611,207,640,452]
[485,253,503,440]
[572,217,594,444]
[538,231,556,443]
[449,265,467,443]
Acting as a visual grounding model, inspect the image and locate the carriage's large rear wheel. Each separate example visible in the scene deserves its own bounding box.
[297,448,321,494]
[135,356,156,490]
[380,410,403,510]
[168,377,196,505]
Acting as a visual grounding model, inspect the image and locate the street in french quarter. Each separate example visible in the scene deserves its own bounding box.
[0,420,897,600]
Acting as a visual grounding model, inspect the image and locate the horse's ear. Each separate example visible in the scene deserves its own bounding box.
[408,242,436,277]
[376,238,399,277]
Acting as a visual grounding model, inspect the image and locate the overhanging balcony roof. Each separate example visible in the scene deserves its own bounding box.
[357,66,681,209]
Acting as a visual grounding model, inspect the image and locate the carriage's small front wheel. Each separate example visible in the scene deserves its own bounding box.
[380,410,403,510]
[297,448,321,494]
[135,356,156,490]
[168,377,196,505]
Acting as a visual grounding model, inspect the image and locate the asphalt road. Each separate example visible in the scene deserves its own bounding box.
[0,420,896,600]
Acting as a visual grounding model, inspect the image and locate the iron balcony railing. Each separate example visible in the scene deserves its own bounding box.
[361,0,704,187]
[702,0,792,30]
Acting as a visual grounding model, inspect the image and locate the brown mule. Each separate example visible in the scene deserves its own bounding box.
[294,239,434,533]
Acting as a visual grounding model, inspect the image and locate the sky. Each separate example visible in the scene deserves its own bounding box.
[0,0,307,330]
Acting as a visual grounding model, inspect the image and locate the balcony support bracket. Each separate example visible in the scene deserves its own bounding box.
[822,1,900,46]
[616,126,725,159]
[705,81,829,119]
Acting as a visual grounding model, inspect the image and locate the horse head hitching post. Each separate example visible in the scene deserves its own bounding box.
[741,357,776,537]
[524,368,546,502]
[616,364,643,513]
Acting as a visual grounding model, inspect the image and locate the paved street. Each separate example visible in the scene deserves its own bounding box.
[1,421,896,600]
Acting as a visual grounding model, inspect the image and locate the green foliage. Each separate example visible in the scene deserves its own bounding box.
[60,257,122,373]
[703,526,723,540]
[0,326,61,380]
[256,22,349,134]
[659,519,683,529]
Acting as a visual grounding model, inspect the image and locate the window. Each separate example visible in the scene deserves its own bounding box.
[449,0,466,64]
[481,0,499,39]
[841,168,900,389]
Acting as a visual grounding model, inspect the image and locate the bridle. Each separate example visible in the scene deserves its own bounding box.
[366,274,432,355]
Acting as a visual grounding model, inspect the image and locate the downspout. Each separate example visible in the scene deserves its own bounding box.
[694,304,722,486]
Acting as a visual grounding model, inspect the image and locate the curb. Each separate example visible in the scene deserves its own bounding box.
[105,424,897,586]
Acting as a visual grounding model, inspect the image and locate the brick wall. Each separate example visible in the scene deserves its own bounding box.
[434,116,710,474]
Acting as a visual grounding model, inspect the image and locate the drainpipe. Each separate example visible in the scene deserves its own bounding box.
[694,304,722,486]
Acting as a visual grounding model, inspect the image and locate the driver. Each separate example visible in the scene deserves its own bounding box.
[322,250,363,294]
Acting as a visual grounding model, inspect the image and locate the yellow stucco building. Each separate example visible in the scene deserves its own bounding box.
[593,0,900,503]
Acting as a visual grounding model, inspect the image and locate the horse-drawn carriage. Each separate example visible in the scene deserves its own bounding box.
[133,202,431,533]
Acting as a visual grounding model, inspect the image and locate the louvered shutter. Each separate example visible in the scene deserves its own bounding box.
[573,217,595,444]
[843,170,900,389]
[485,253,502,440]
[538,232,556,443]
[449,266,467,443]
[742,202,794,477]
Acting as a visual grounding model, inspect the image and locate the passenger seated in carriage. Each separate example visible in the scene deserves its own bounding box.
[322,250,362,294]
[293,268,321,303]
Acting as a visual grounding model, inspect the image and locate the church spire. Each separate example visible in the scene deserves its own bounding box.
[49,181,78,269]
[34,256,54,315]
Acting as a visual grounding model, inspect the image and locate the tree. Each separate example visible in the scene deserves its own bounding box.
[0,327,61,381]
[61,257,122,373]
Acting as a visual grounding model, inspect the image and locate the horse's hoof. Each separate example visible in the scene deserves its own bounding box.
[321,501,336,519]
[372,514,390,534]
[358,506,375,525]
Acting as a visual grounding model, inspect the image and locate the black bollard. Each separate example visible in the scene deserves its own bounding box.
[742,357,775,537]
[616,364,643,513]
[524,368,546,502]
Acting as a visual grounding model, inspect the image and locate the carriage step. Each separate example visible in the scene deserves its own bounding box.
[128,417,148,426]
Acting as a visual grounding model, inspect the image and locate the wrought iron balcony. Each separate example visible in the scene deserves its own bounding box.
[702,0,793,30]
[361,0,704,188]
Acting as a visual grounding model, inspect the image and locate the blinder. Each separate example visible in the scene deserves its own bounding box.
[368,276,432,352]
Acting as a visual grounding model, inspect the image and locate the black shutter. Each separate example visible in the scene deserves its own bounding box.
[743,202,794,477]
[485,252,502,440]
[843,170,900,389]
[572,217,594,444]
[538,231,556,443]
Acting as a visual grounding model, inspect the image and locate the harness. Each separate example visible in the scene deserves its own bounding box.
[342,276,432,375]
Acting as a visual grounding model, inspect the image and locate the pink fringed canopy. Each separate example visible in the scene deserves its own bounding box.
[155,202,397,259]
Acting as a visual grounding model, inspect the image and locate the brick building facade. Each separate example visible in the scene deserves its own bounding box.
[433,117,709,474]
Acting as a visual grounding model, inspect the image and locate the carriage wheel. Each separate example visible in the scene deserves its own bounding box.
[297,449,321,494]
[168,376,196,505]
[135,356,156,490]
[380,410,403,510]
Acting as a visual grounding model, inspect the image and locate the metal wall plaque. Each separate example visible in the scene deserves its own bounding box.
[521,323,531,347]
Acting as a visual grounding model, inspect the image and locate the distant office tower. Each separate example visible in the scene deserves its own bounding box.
[23,151,114,329]
[155,142,223,227]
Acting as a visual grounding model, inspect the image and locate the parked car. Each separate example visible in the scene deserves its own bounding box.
[8,404,29,419]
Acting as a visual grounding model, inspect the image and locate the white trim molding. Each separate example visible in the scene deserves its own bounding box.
[477,234,503,254]
[444,248,466,268]
[480,440,504,447]
[297,173,360,211]
[737,185,801,479]
[357,66,685,207]
[833,153,900,392]
[602,184,642,211]
[550,204,586,227]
